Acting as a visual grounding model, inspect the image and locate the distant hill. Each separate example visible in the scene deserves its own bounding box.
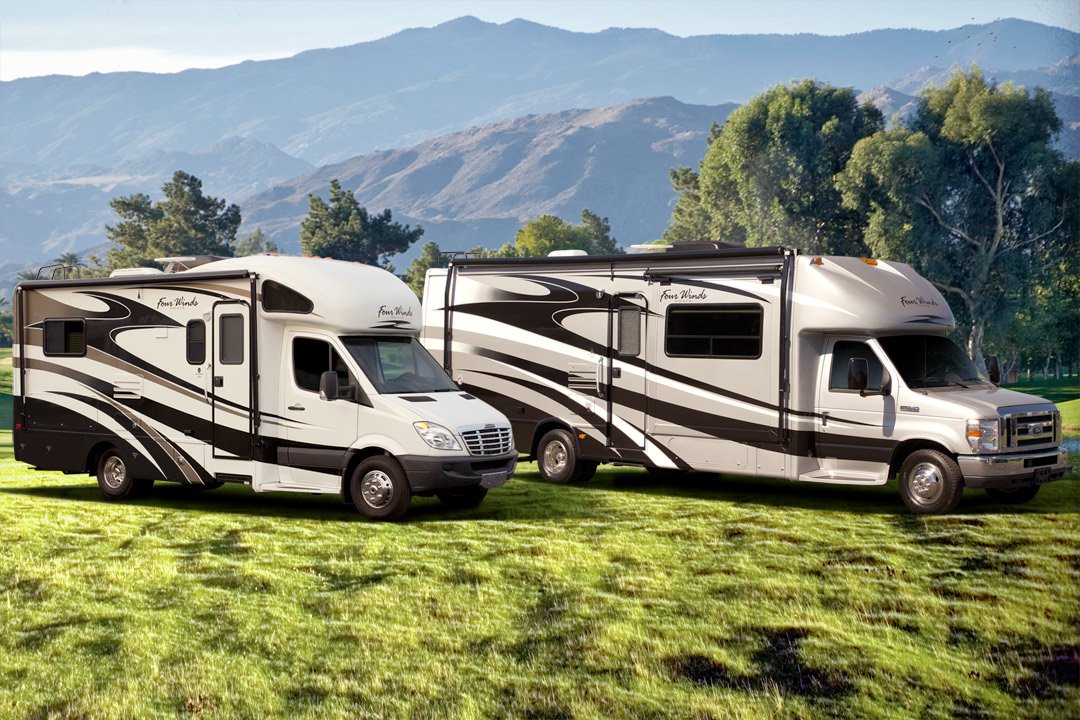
[2,17,1075,170]
[0,16,1076,275]
[242,97,737,258]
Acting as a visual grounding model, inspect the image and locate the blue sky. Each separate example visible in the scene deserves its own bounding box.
[1,0,1077,81]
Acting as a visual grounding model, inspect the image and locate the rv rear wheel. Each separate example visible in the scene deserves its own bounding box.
[96,448,137,500]
[985,485,1040,504]
[437,486,488,508]
[537,429,597,484]
[350,456,412,520]
[898,449,963,514]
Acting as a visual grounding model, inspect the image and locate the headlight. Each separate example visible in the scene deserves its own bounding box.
[966,418,1000,453]
[413,421,461,451]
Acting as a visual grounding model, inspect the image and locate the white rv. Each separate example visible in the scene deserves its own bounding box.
[421,245,1067,514]
[13,255,516,520]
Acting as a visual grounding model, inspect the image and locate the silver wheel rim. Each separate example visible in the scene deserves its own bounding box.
[542,439,568,476]
[909,462,944,506]
[361,470,394,509]
[102,455,126,490]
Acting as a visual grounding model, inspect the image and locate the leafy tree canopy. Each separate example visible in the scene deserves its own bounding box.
[299,179,423,266]
[838,69,1068,369]
[506,210,622,258]
[699,79,883,255]
[232,227,279,257]
[105,170,241,270]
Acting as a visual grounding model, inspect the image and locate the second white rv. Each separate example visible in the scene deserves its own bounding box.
[14,255,516,520]
[421,245,1067,514]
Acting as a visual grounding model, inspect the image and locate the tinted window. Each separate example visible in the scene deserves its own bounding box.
[262,281,313,314]
[293,337,353,393]
[343,337,458,394]
[43,319,86,356]
[829,341,883,391]
[219,314,244,365]
[878,335,986,389]
[665,305,762,358]
[617,306,641,357]
[186,320,206,364]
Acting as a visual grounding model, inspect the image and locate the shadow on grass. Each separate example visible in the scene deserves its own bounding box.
[0,477,604,523]
[516,466,1080,516]
[3,467,1076,522]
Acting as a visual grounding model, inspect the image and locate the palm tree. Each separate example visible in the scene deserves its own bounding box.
[16,270,39,281]
[54,251,81,268]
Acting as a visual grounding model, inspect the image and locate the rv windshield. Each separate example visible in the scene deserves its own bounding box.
[878,335,989,390]
[342,336,459,394]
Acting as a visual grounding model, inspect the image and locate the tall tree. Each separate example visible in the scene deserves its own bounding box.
[300,179,423,266]
[105,171,240,270]
[510,211,624,257]
[661,167,715,245]
[403,241,444,297]
[232,227,279,256]
[699,80,882,254]
[838,69,1067,370]
[53,252,82,268]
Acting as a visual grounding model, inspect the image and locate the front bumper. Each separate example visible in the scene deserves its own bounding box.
[397,451,517,494]
[958,448,1068,489]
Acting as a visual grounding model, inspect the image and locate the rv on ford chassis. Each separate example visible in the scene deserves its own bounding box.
[14,255,515,520]
[421,245,1067,514]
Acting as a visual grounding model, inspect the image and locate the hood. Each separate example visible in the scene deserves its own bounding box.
[382,391,511,432]
[907,384,1058,419]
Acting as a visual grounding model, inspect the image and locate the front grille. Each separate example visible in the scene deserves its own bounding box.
[460,426,513,456]
[1003,409,1059,451]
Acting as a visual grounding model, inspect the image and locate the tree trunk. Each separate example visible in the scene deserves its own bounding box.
[1043,354,1052,381]
[1055,353,1062,380]
[967,320,987,373]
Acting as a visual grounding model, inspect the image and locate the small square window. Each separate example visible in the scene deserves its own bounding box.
[43,319,86,356]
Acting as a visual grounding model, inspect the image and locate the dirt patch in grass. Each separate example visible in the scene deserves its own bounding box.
[992,643,1080,698]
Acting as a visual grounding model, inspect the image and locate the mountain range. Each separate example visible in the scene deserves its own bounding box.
[1,16,1077,279]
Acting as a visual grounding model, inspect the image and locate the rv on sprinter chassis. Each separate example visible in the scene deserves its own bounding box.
[421,244,1067,514]
[13,254,515,520]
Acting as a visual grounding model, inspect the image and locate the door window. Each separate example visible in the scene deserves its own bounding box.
[617,306,641,357]
[293,337,353,393]
[829,341,884,392]
[219,314,244,365]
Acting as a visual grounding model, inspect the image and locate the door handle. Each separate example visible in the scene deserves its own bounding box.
[821,412,829,427]
[288,404,305,411]
[213,376,224,387]
[611,367,622,379]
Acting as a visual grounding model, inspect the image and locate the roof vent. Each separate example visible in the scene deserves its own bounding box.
[548,249,588,257]
[109,267,165,278]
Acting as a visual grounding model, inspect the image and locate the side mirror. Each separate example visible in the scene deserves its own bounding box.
[987,355,1001,385]
[319,370,338,401]
[847,357,869,393]
[881,367,892,397]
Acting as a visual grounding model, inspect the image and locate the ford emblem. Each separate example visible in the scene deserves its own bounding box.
[1029,423,1044,436]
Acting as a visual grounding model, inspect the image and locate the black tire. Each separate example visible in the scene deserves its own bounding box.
[436,486,488,508]
[349,456,412,520]
[985,485,1040,504]
[536,429,597,484]
[899,449,964,514]
[96,448,136,500]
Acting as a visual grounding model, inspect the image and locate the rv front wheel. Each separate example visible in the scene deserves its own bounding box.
[898,449,963,514]
[96,448,136,500]
[537,429,597,484]
[350,456,412,520]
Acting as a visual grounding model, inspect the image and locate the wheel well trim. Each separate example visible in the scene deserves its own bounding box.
[889,439,956,480]
[529,418,581,460]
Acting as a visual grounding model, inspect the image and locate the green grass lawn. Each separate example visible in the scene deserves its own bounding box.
[1,435,1078,718]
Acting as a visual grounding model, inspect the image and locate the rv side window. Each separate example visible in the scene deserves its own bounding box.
[293,337,352,393]
[828,341,883,391]
[43,319,86,357]
[617,306,641,357]
[665,305,762,359]
[219,314,244,365]
[262,281,314,314]
[186,320,206,364]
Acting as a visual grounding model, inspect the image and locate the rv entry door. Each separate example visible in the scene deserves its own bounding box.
[606,294,647,451]
[210,301,253,460]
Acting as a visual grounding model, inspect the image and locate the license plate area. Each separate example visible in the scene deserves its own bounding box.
[1033,467,1052,484]
[480,471,508,489]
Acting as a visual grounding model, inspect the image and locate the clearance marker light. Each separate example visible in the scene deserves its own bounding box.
[810,257,823,265]
[579,433,586,440]
[859,258,879,266]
